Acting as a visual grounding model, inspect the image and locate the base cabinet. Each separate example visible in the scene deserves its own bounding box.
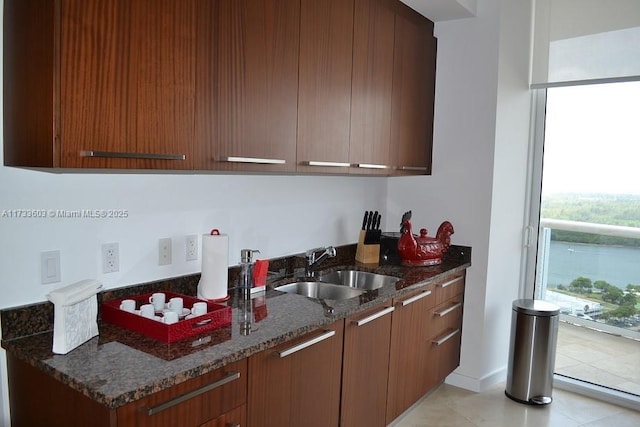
[386,285,436,424]
[247,321,344,427]
[7,355,247,427]
[341,304,394,427]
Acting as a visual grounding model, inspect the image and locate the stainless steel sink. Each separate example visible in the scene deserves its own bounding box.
[275,281,365,300]
[318,270,400,290]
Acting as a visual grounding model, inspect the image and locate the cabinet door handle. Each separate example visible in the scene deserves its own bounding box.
[398,290,432,307]
[434,302,462,317]
[80,151,186,161]
[437,276,463,289]
[396,165,428,171]
[226,424,241,427]
[353,306,394,326]
[354,163,390,170]
[432,329,460,346]
[219,156,286,165]
[146,371,240,416]
[301,160,350,168]
[276,330,336,358]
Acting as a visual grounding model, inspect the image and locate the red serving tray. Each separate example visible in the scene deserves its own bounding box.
[101,291,232,343]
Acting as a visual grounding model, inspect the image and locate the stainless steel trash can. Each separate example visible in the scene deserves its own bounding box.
[505,299,560,405]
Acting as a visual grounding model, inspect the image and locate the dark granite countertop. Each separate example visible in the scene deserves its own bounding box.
[1,245,470,409]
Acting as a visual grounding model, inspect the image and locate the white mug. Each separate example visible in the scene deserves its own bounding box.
[139,303,155,319]
[191,302,207,317]
[149,292,166,312]
[163,311,179,324]
[119,299,136,312]
[168,297,183,314]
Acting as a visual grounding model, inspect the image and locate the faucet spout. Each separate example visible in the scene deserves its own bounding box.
[305,246,337,277]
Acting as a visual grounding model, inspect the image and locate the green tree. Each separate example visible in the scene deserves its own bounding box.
[602,305,638,319]
[570,277,592,293]
[594,280,610,290]
[621,293,637,307]
[602,286,624,304]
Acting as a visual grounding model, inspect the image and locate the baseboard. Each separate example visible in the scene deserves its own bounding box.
[445,367,507,393]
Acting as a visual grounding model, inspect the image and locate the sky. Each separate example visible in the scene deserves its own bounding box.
[541,80,640,195]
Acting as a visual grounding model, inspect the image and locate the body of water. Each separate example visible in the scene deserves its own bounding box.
[546,240,640,289]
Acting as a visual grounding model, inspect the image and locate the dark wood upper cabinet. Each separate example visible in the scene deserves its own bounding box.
[390,5,437,175]
[4,0,197,169]
[349,0,396,175]
[195,0,300,172]
[4,0,437,175]
[296,0,355,174]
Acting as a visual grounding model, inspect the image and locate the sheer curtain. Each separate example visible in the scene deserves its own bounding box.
[531,0,640,87]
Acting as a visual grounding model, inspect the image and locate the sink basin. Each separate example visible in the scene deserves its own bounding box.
[275,281,365,300]
[318,270,400,290]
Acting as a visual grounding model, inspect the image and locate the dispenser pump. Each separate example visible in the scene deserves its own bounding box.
[239,249,260,297]
[241,249,260,264]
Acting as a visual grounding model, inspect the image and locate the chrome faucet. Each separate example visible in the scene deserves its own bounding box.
[305,246,337,277]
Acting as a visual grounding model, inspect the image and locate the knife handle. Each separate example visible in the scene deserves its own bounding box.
[362,211,369,230]
[375,214,381,230]
[366,212,373,230]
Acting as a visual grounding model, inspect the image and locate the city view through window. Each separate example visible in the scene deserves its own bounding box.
[535,81,640,397]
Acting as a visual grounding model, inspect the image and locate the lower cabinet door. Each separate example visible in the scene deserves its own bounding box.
[116,360,247,427]
[386,287,435,424]
[248,321,344,427]
[341,305,394,427]
[199,404,246,427]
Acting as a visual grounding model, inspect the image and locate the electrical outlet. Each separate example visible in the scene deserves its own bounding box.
[159,238,172,266]
[41,250,61,284]
[186,235,198,261]
[102,243,119,273]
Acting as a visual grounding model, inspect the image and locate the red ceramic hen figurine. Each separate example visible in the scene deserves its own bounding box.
[398,211,454,266]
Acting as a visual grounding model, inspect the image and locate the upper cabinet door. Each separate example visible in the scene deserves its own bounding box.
[196,0,300,172]
[297,0,355,174]
[349,0,396,176]
[60,0,197,169]
[390,9,436,175]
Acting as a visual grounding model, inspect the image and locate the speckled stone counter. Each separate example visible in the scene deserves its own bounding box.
[1,245,470,409]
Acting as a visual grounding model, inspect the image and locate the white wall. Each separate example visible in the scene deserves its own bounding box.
[387,0,532,391]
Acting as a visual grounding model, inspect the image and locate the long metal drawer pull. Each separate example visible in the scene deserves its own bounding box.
[355,163,390,169]
[435,302,462,317]
[226,423,241,427]
[396,165,428,171]
[432,329,460,346]
[354,306,395,326]
[277,330,336,358]
[220,156,286,165]
[146,371,240,416]
[400,290,432,307]
[80,151,186,161]
[437,276,463,289]
[302,161,350,168]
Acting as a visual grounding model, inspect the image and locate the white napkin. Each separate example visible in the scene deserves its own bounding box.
[47,279,103,354]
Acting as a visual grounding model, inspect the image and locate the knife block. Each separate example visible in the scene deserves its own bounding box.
[355,230,380,265]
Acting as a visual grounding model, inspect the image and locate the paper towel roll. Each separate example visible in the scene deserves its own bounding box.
[197,230,229,300]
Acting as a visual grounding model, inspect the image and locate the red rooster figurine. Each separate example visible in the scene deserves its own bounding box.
[398,211,455,266]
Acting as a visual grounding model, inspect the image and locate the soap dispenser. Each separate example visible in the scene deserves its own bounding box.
[239,249,260,297]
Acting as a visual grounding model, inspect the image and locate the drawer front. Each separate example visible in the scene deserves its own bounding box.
[116,359,247,427]
[393,284,436,310]
[429,297,463,336]
[434,273,465,305]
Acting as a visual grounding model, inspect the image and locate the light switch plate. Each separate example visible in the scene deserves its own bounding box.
[41,250,61,284]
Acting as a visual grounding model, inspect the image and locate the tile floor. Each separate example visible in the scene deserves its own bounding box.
[393,382,640,427]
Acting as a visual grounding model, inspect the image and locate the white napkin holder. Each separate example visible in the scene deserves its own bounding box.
[47,279,103,354]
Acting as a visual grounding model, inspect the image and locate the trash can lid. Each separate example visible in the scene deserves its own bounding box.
[512,299,560,316]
